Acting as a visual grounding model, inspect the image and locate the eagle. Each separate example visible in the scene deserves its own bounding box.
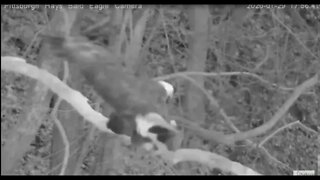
[43,35,179,151]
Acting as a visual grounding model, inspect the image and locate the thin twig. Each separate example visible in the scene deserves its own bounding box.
[83,16,110,34]
[254,44,270,71]
[154,71,295,91]
[225,74,318,143]
[47,144,83,175]
[160,8,178,73]
[43,133,88,161]
[50,61,70,175]
[271,11,319,60]
[296,121,318,135]
[170,73,239,131]
[258,121,299,147]
[259,146,292,170]
[22,27,45,58]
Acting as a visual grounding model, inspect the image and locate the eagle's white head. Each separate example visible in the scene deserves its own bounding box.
[157,80,174,99]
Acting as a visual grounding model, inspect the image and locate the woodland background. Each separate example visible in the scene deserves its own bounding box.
[1,5,319,175]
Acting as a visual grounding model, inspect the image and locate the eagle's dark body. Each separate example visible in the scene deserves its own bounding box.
[44,35,178,150]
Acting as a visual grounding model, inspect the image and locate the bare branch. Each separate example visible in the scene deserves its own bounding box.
[167,73,318,145]
[271,11,319,60]
[258,121,299,147]
[161,148,261,175]
[154,71,295,91]
[225,74,318,143]
[1,56,111,133]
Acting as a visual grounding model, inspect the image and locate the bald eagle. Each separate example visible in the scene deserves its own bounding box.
[44,35,179,151]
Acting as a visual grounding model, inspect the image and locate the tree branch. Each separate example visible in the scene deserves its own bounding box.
[1,56,261,175]
[1,56,111,133]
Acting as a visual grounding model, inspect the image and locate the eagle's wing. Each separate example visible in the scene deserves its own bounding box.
[44,35,167,115]
[44,35,179,150]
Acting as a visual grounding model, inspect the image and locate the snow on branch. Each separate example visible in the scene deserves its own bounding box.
[169,149,261,175]
[1,56,111,133]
